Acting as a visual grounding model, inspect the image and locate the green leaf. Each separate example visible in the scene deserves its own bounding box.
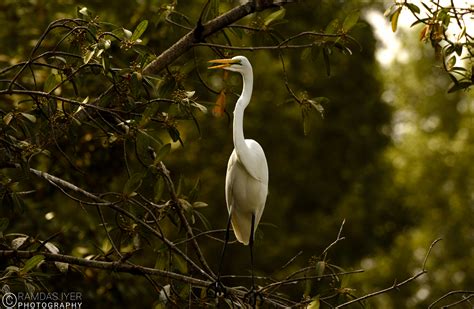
[139,103,159,127]
[132,44,153,56]
[3,112,13,125]
[156,143,171,163]
[192,202,208,208]
[343,10,359,32]
[191,102,207,113]
[0,218,9,232]
[179,199,193,212]
[102,54,111,72]
[167,126,183,146]
[173,253,188,274]
[225,27,244,40]
[55,261,69,273]
[450,66,468,72]
[12,236,28,249]
[307,297,320,309]
[131,20,148,41]
[22,255,45,273]
[315,261,326,276]
[391,7,402,32]
[176,176,183,196]
[301,48,312,61]
[454,43,463,56]
[188,178,200,203]
[308,97,327,118]
[325,18,340,34]
[154,251,168,270]
[446,55,456,70]
[207,0,220,20]
[438,9,450,27]
[264,8,286,27]
[302,110,311,136]
[123,172,144,197]
[447,81,472,93]
[123,28,132,39]
[136,130,162,160]
[44,73,60,93]
[153,177,165,203]
[21,113,37,123]
[304,273,312,297]
[77,7,89,18]
[83,48,95,64]
[130,72,142,98]
[322,47,331,76]
[11,192,25,213]
[406,3,420,14]
[334,42,352,56]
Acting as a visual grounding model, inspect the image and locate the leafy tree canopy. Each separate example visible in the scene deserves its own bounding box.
[0,0,473,308]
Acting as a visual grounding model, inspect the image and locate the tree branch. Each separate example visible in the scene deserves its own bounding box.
[335,238,442,308]
[0,250,209,287]
[6,164,213,281]
[429,290,474,308]
[158,161,215,278]
[143,1,293,75]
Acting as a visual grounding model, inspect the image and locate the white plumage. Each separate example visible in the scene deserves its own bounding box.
[209,55,269,245]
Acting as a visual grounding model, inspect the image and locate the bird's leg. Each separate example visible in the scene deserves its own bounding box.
[207,214,232,298]
[244,214,263,307]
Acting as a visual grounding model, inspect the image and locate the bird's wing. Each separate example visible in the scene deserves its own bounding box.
[225,144,268,245]
[240,139,269,183]
[225,150,252,244]
[225,149,238,215]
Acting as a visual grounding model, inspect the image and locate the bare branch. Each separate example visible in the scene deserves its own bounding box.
[5,164,213,281]
[143,1,293,75]
[194,42,315,50]
[429,290,474,308]
[158,161,216,278]
[0,249,209,287]
[335,238,442,308]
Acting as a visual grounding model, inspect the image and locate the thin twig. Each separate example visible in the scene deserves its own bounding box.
[195,42,316,50]
[335,238,442,308]
[260,269,365,293]
[429,290,474,308]
[322,219,346,259]
[158,162,216,278]
[6,164,213,281]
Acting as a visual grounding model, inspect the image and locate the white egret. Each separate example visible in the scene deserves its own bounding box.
[207,55,269,305]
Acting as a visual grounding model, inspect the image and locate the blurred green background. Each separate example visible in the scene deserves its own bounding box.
[0,0,473,308]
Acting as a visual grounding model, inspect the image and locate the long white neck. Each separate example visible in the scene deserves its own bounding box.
[233,67,253,157]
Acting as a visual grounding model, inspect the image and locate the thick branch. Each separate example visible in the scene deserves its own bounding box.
[143,1,292,75]
[0,250,263,306]
[0,250,209,287]
[7,165,212,280]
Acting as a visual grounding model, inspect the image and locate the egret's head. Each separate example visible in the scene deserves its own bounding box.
[208,55,252,74]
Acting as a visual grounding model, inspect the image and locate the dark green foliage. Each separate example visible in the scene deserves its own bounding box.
[0,0,473,308]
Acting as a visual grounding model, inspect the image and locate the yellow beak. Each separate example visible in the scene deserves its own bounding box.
[208,58,238,69]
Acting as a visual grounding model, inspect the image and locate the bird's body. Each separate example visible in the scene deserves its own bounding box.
[212,55,268,245]
[226,139,268,244]
[208,55,268,304]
